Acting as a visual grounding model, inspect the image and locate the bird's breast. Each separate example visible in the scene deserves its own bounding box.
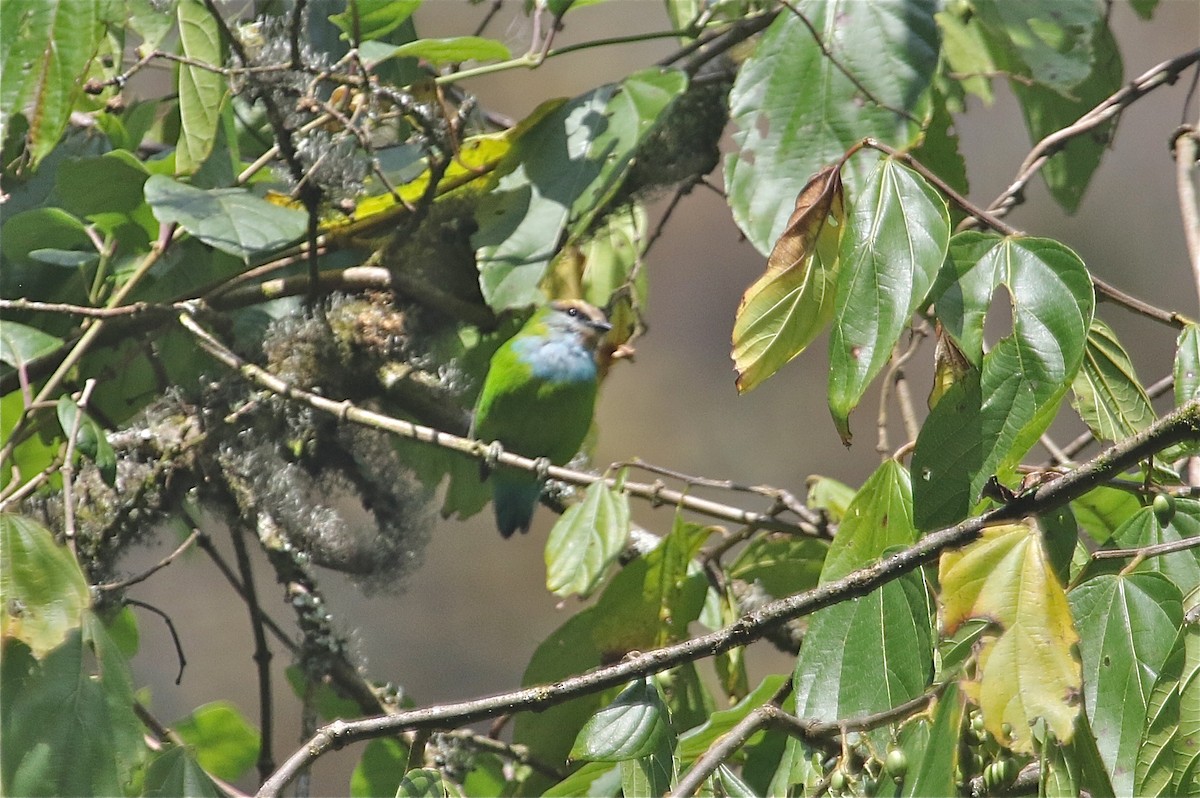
[512,336,597,384]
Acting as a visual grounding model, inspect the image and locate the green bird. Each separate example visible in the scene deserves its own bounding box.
[473,299,612,537]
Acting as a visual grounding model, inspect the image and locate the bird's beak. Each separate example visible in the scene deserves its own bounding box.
[591,318,613,333]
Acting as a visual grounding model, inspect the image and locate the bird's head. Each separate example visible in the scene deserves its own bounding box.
[544,299,612,349]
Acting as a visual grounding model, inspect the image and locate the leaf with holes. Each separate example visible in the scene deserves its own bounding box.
[915,234,1093,529]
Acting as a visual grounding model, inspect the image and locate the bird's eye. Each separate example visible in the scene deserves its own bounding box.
[566,307,579,318]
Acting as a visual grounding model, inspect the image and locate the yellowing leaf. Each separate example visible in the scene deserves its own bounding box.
[732,165,843,393]
[940,521,1081,752]
[1,514,90,658]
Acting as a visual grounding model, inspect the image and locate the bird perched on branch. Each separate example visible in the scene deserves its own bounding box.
[473,299,612,537]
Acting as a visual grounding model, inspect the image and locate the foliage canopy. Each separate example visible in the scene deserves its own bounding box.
[2,0,1200,796]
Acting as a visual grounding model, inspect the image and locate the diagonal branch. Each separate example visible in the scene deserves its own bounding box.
[238,320,1200,797]
[979,47,1200,223]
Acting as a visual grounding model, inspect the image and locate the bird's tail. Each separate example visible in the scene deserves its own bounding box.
[491,471,542,538]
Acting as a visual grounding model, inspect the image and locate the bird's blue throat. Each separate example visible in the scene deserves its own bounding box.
[511,335,598,383]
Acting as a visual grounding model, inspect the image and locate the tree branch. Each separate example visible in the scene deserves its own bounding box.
[980,47,1200,223]
[176,309,827,538]
[250,378,1200,794]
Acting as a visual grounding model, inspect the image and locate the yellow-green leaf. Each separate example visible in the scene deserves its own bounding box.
[0,514,90,658]
[732,165,844,393]
[940,522,1081,752]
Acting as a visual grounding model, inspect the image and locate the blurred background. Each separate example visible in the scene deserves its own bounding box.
[115,1,1199,792]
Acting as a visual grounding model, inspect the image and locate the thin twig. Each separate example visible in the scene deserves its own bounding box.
[613,458,821,531]
[669,679,792,797]
[980,47,1200,223]
[228,524,276,781]
[1173,123,1200,310]
[0,237,172,468]
[126,598,188,685]
[59,379,97,555]
[176,310,827,538]
[97,530,202,592]
[1091,533,1200,561]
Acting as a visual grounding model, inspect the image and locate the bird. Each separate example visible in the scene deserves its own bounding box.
[473,299,612,537]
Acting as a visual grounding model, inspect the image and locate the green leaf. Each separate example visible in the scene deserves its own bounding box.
[329,0,421,41]
[1137,626,1188,797]
[144,174,308,259]
[144,747,221,798]
[542,760,621,797]
[1008,21,1122,212]
[518,546,700,773]
[935,3,997,104]
[1072,485,1143,544]
[914,235,1093,529]
[28,248,100,269]
[822,459,917,582]
[1043,711,1118,798]
[792,568,933,746]
[0,322,62,369]
[725,0,940,254]
[571,680,673,762]
[1,207,91,269]
[350,738,409,798]
[56,396,117,485]
[55,149,152,220]
[359,36,510,67]
[642,515,710,642]
[127,0,176,52]
[714,764,757,798]
[545,479,630,598]
[474,68,687,309]
[2,615,147,796]
[1176,623,1200,795]
[901,682,964,798]
[173,701,261,781]
[728,535,827,599]
[1069,572,1183,795]
[0,514,90,658]
[973,0,1102,93]
[1111,503,1200,597]
[1176,323,1200,406]
[940,522,1081,752]
[619,730,675,798]
[805,474,857,522]
[0,0,103,167]
[677,674,789,761]
[828,158,950,443]
[175,0,225,174]
[1072,318,1156,442]
[732,165,844,393]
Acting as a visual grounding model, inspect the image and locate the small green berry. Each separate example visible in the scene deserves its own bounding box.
[1153,493,1176,525]
[830,768,847,792]
[885,748,909,781]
